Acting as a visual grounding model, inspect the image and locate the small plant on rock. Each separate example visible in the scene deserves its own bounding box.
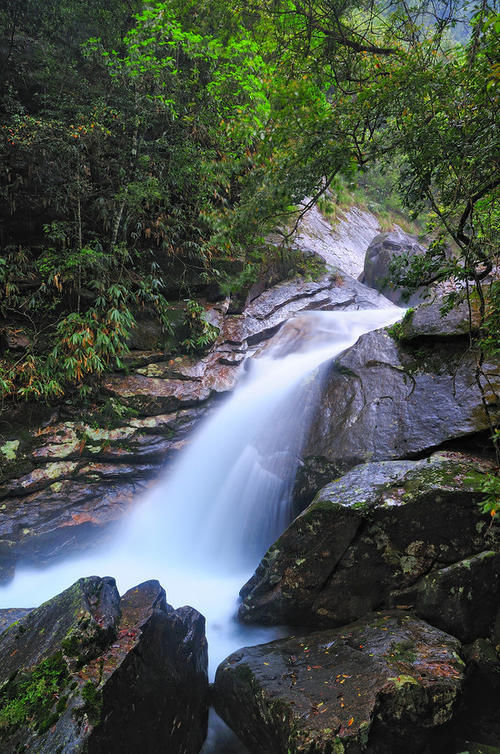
[181,299,219,353]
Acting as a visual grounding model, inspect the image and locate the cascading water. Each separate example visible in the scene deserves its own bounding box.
[0,306,402,750]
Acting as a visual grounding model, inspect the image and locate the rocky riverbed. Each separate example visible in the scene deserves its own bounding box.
[0,226,498,753]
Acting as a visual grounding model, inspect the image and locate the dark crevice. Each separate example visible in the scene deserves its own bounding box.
[401,429,496,462]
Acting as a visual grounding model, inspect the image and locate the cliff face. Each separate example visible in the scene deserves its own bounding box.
[291,203,382,278]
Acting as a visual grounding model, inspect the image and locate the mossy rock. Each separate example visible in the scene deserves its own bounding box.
[0,578,209,753]
[240,452,498,640]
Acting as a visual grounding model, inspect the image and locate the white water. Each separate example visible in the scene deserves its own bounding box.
[0,308,402,689]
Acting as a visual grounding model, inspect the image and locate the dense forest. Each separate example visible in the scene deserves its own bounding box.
[0,0,498,405]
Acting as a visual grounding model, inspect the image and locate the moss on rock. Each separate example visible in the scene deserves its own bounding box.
[0,651,69,737]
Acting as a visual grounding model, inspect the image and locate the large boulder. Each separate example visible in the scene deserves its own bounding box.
[214,611,465,754]
[0,577,208,753]
[360,230,427,304]
[239,453,499,641]
[396,293,481,341]
[300,325,500,490]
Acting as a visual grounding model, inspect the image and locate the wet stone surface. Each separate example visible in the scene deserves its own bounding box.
[0,272,397,584]
[214,611,465,754]
[303,327,500,472]
[240,453,499,639]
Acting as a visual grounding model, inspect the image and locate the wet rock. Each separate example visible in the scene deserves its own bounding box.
[105,272,396,417]
[0,478,145,583]
[292,455,339,513]
[453,639,500,750]
[303,327,500,471]
[0,408,204,583]
[102,373,213,414]
[360,230,427,304]
[0,410,201,484]
[397,294,481,341]
[214,611,465,754]
[239,453,498,638]
[135,354,207,381]
[225,272,395,347]
[401,551,500,643]
[0,577,208,753]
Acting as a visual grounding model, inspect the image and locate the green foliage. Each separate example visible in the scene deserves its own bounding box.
[0,282,139,402]
[100,398,139,423]
[79,681,102,726]
[1,0,318,405]
[0,652,69,735]
[386,308,414,341]
[0,0,498,421]
[466,465,500,519]
[181,300,219,353]
[0,233,178,402]
[317,170,424,235]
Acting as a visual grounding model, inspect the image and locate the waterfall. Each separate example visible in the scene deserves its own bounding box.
[0,308,402,685]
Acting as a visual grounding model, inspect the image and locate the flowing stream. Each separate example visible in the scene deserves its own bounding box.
[0,306,402,750]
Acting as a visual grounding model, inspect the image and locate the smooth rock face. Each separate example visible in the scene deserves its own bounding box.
[360,230,427,304]
[292,203,381,278]
[239,453,498,637]
[302,327,500,476]
[214,611,465,754]
[0,577,208,754]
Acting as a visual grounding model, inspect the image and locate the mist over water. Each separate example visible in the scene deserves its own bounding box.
[0,308,402,688]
